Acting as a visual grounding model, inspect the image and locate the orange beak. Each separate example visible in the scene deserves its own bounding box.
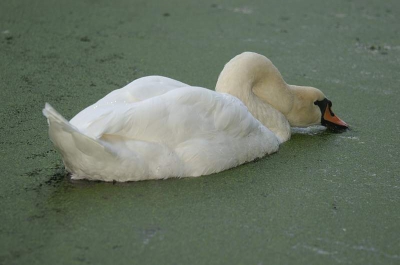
[323,106,348,130]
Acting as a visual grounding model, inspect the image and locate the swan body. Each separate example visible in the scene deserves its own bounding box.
[43,52,347,182]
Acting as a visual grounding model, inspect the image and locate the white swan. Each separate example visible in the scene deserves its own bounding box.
[43,52,348,182]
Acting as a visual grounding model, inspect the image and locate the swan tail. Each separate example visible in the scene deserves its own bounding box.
[43,103,113,180]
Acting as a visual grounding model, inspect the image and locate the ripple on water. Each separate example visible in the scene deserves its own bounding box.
[291,126,327,136]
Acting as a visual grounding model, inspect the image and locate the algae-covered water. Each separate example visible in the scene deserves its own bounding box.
[1,0,399,264]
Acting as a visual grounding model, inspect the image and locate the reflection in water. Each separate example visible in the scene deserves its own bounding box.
[291,126,327,135]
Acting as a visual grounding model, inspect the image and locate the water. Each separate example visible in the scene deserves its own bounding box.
[1,0,399,264]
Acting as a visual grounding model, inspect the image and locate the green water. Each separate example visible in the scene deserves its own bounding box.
[1,0,399,264]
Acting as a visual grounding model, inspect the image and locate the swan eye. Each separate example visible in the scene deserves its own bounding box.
[314,99,332,106]
[314,98,331,114]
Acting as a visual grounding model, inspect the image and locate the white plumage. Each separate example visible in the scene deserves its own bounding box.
[43,52,339,182]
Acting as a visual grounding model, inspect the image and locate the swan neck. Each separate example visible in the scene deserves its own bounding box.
[215,52,292,143]
[215,53,293,115]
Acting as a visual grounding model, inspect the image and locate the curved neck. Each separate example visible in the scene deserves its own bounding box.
[215,52,292,143]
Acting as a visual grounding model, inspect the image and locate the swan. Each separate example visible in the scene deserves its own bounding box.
[43,52,348,182]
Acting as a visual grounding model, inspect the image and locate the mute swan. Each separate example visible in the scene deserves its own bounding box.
[43,52,348,182]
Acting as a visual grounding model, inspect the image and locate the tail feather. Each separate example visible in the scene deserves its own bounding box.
[43,103,112,180]
[43,103,72,129]
[43,103,180,181]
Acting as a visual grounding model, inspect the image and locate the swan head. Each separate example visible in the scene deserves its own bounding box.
[287,85,348,131]
[314,97,349,132]
[216,52,348,137]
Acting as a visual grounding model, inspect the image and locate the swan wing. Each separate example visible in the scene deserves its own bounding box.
[70,85,277,145]
[68,85,279,177]
[70,76,188,127]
